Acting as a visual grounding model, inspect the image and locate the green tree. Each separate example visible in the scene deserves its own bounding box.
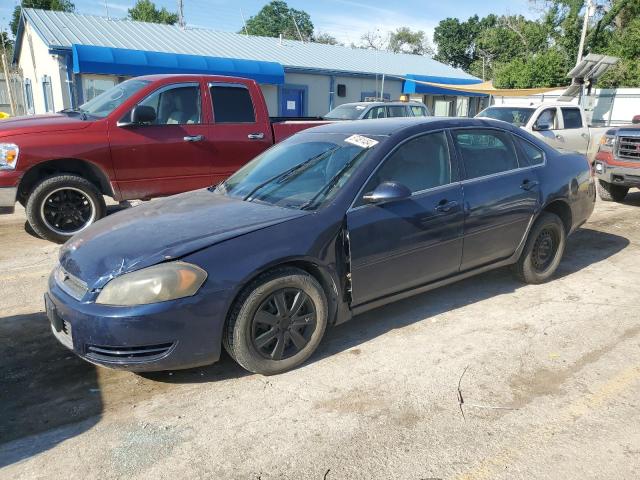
[10,0,75,36]
[128,0,179,25]
[433,15,497,71]
[388,27,434,55]
[313,32,341,45]
[243,1,314,41]
[493,48,569,88]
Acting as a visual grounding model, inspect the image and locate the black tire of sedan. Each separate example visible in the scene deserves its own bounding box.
[224,267,328,375]
[26,174,106,244]
[513,212,566,285]
[598,180,628,202]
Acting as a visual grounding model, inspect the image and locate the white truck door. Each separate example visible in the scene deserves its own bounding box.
[529,107,563,150]
[558,106,590,154]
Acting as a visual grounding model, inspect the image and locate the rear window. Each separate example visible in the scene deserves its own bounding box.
[210,85,255,123]
[515,137,545,166]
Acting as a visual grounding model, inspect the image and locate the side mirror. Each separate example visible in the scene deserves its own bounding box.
[362,181,412,205]
[632,114,640,125]
[533,122,551,131]
[119,105,156,127]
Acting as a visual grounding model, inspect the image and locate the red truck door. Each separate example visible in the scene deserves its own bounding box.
[108,81,214,199]
[205,82,272,182]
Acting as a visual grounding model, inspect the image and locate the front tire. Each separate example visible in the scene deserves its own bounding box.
[224,267,328,375]
[25,174,106,244]
[598,180,628,202]
[513,212,566,284]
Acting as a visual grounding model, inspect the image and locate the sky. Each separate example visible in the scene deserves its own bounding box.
[1,0,539,45]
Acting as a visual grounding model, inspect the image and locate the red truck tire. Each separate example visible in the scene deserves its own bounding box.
[25,174,106,244]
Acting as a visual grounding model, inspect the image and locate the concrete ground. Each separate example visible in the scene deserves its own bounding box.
[1,196,639,480]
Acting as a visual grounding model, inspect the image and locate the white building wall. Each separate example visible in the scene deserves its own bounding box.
[259,84,278,116]
[333,77,403,106]
[18,21,71,114]
[283,72,331,116]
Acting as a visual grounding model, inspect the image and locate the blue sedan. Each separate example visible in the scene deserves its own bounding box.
[46,118,596,374]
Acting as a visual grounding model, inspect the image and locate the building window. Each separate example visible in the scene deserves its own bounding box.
[42,75,54,113]
[24,78,34,114]
[82,75,117,103]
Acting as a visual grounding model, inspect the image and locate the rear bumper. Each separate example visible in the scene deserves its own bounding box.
[46,273,230,372]
[594,162,640,187]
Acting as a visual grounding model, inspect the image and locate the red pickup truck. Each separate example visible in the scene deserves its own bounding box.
[0,74,326,242]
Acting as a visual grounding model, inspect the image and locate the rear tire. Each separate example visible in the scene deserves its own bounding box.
[513,212,566,284]
[223,267,328,375]
[25,174,106,244]
[598,180,628,202]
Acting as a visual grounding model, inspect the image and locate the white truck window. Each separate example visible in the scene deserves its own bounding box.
[535,108,558,130]
[561,108,583,129]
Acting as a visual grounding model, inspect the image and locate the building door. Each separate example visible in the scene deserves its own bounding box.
[280,87,304,117]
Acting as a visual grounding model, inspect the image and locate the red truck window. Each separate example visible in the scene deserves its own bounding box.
[138,84,201,125]
[210,85,256,123]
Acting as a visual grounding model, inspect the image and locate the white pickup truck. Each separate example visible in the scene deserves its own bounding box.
[476,103,608,162]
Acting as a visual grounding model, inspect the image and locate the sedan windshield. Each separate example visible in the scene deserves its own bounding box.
[324,104,368,120]
[216,133,379,210]
[78,79,151,118]
[477,107,535,127]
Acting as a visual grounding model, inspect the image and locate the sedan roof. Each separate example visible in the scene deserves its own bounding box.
[307,117,516,136]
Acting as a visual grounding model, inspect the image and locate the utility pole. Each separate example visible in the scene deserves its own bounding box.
[104,0,110,18]
[240,8,248,35]
[576,0,595,65]
[177,0,185,29]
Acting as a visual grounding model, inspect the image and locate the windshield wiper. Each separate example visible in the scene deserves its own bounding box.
[242,147,340,202]
[59,108,88,120]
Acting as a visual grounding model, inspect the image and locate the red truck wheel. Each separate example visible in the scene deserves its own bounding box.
[25,174,106,243]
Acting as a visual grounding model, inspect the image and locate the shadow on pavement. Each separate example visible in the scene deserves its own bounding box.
[0,311,101,467]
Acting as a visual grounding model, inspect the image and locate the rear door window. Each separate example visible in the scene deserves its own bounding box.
[387,105,408,118]
[561,108,583,129]
[210,85,256,123]
[453,129,520,180]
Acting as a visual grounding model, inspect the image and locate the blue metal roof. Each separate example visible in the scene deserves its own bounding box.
[72,45,285,84]
[17,9,480,84]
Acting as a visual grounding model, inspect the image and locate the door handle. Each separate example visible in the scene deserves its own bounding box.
[555,133,563,140]
[435,199,458,213]
[520,179,539,191]
[248,132,265,140]
[184,135,204,142]
[581,132,589,138]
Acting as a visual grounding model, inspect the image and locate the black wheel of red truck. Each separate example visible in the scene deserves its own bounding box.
[26,174,106,244]
[598,180,628,202]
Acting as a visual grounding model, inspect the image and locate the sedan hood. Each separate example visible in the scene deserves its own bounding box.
[59,190,308,288]
[0,113,92,137]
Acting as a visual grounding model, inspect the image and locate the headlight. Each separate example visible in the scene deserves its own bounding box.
[598,135,615,151]
[96,261,207,306]
[0,143,19,170]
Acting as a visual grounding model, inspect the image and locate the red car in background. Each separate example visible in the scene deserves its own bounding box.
[0,74,327,242]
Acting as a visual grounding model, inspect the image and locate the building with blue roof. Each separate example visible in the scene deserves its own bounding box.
[13,8,485,117]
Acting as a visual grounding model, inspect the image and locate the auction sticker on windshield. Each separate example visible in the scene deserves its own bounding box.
[344,134,379,149]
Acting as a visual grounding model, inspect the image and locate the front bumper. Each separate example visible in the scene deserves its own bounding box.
[46,273,230,372]
[0,186,17,213]
[594,162,640,188]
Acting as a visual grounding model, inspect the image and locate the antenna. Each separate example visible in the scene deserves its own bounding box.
[177,0,185,28]
[104,0,110,18]
[291,13,304,43]
[240,8,248,35]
